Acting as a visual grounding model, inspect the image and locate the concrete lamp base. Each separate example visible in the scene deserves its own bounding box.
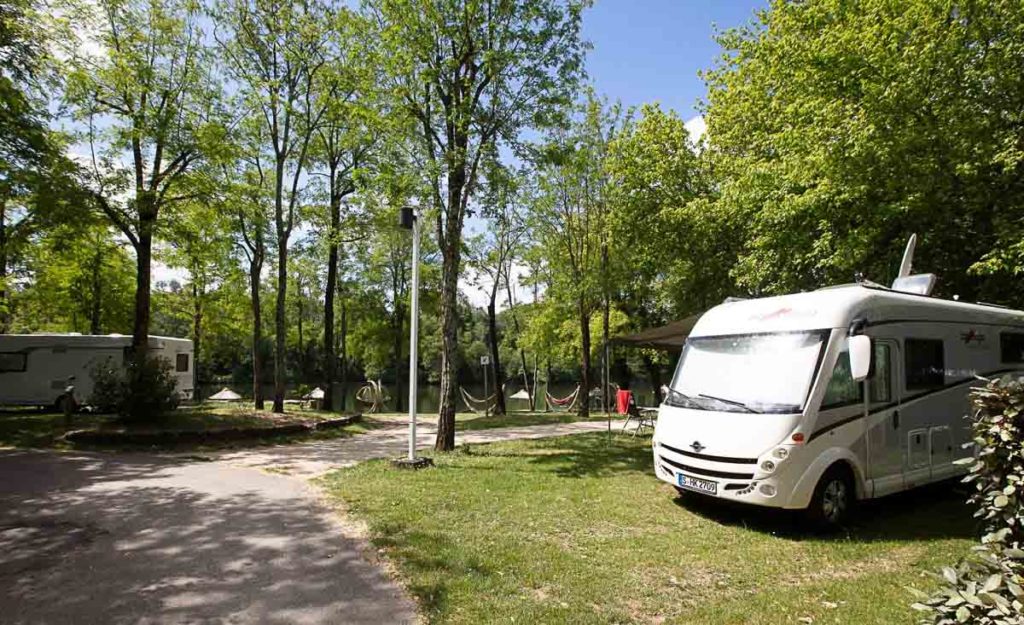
[391,457,434,470]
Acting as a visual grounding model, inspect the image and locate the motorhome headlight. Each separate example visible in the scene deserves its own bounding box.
[760,459,776,473]
[759,484,777,497]
[772,447,789,460]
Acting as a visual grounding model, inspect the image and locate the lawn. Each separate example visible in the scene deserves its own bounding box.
[321,433,976,625]
[365,410,612,432]
[0,401,369,450]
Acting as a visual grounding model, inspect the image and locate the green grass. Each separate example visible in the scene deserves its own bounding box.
[364,410,611,432]
[321,433,976,625]
[0,401,370,450]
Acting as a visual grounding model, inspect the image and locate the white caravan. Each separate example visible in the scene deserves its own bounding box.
[653,240,1024,525]
[0,334,194,409]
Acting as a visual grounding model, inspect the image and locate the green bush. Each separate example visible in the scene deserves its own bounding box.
[912,377,1024,624]
[88,354,180,421]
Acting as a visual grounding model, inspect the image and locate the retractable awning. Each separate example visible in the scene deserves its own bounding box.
[608,314,702,351]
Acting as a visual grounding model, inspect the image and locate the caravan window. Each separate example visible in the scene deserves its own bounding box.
[0,352,27,373]
[869,343,892,403]
[1000,333,1024,364]
[821,348,863,408]
[905,339,944,391]
[176,354,190,372]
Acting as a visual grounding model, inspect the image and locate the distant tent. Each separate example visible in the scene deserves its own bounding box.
[509,389,531,400]
[208,387,242,401]
[303,387,325,400]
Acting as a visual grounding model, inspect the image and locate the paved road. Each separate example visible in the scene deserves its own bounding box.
[0,419,626,624]
[216,417,625,478]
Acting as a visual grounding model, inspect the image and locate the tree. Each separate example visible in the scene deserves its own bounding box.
[702,0,1024,304]
[530,95,618,417]
[162,198,236,391]
[0,0,80,330]
[311,8,378,411]
[213,0,331,412]
[369,0,588,450]
[467,163,528,415]
[605,103,718,322]
[64,0,215,359]
[222,146,272,409]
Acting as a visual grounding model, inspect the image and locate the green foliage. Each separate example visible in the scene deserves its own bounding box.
[89,354,181,420]
[703,0,1024,303]
[912,377,1024,623]
[605,103,722,320]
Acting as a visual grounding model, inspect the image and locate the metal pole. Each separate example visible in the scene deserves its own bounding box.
[407,214,420,461]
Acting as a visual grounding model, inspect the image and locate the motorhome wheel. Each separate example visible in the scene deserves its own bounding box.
[806,466,855,528]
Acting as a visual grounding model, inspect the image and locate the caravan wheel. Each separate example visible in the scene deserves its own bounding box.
[805,465,855,529]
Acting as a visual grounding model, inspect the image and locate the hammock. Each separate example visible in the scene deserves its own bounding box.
[544,385,580,412]
[459,386,501,414]
[355,380,389,413]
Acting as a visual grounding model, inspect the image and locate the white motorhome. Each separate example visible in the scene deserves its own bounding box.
[0,334,194,409]
[653,242,1024,525]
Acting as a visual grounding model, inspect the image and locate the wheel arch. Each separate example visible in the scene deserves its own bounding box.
[784,447,866,509]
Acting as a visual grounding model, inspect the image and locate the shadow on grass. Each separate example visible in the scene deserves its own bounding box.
[456,431,652,479]
[370,527,497,618]
[672,479,976,542]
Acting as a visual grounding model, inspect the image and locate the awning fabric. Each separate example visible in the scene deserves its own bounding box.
[609,314,702,351]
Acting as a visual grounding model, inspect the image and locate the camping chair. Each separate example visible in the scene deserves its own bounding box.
[616,389,656,437]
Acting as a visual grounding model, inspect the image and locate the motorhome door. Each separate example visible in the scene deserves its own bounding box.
[866,339,904,497]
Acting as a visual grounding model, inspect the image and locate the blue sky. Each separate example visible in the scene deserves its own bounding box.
[582,0,766,121]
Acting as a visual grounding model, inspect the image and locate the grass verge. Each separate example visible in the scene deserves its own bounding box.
[320,433,975,625]
[363,410,611,432]
[0,401,371,450]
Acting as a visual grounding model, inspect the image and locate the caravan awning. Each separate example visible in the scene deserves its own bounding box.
[609,314,702,351]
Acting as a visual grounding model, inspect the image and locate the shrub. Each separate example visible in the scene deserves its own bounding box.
[89,353,180,421]
[912,376,1024,624]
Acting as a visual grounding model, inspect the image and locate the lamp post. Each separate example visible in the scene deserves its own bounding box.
[393,207,432,469]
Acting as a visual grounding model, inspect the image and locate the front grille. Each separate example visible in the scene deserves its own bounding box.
[658,455,755,480]
[660,443,757,465]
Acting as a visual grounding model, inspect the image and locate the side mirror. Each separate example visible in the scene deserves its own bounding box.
[849,335,872,381]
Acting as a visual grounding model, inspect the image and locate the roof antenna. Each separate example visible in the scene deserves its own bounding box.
[891,233,937,295]
[896,234,916,279]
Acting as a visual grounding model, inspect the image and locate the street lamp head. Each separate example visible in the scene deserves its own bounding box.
[398,206,416,230]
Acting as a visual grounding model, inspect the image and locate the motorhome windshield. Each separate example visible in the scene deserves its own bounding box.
[668,330,828,414]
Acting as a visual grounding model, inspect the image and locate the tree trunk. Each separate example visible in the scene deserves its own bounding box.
[323,203,339,411]
[578,297,591,418]
[392,303,404,412]
[89,245,103,334]
[131,219,154,355]
[192,279,203,398]
[486,288,505,415]
[249,253,265,410]
[505,277,531,411]
[434,229,461,451]
[339,294,348,411]
[602,293,610,413]
[0,200,7,334]
[273,231,287,413]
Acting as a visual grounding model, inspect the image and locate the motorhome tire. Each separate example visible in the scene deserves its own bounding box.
[806,465,855,528]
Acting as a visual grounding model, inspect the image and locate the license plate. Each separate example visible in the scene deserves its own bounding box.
[677,473,718,495]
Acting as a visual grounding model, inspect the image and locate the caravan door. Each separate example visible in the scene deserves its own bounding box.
[866,339,904,497]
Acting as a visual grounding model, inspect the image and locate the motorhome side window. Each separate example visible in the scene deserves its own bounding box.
[904,338,945,391]
[0,352,26,373]
[821,347,863,408]
[1000,332,1024,364]
[176,354,190,373]
[869,343,892,403]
